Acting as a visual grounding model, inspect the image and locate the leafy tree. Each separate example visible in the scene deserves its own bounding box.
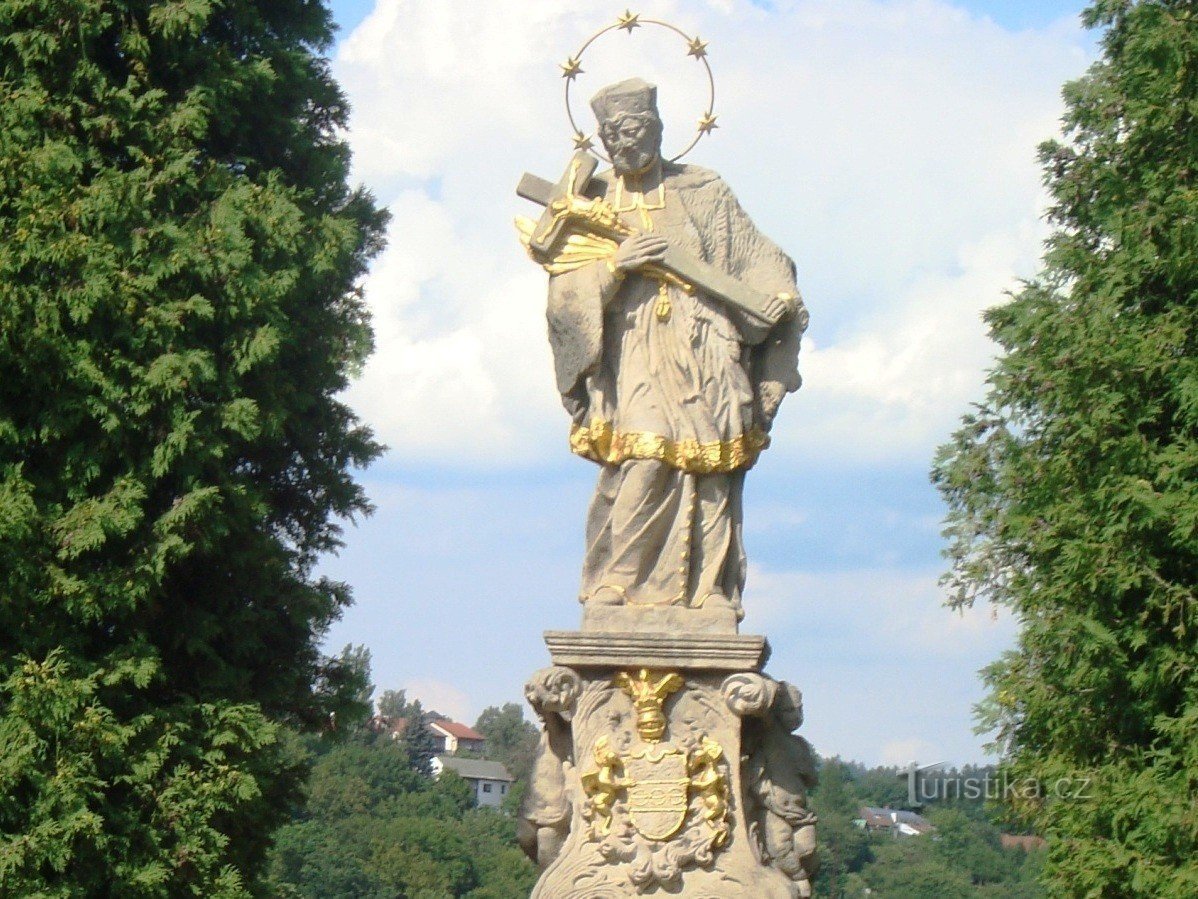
[806,756,1047,897]
[376,688,415,720]
[336,645,376,717]
[457,806,541,899]
[861,837,975,899]
[371,690,445,776]
[810,758,871,898]
[474,702,539,782]
[267,737,538,897]
[850,764,911,810]
[924,808,1017,887]
[0,0,384,893]
[934,1,1198,895]
[305,742,423,822]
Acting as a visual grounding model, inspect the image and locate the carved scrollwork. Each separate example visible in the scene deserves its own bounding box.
[525,665,582,719]
[519,666,582,869]
[721,671,777,717]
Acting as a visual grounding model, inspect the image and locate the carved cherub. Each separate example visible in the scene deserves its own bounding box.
[518,667,580,868]
[735,678,820,897]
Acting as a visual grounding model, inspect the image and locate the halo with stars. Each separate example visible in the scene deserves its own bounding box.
[560,9,717,164]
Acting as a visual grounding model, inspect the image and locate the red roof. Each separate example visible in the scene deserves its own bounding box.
[432,719,485,741]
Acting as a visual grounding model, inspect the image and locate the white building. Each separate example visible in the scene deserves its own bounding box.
[431,756,514,809]
[428,719,487,755]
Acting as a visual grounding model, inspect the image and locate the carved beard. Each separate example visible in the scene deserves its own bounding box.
[602,117,663,177]
[609,140,658,176]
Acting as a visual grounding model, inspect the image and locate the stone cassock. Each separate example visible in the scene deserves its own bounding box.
[542,78,807,617]
[516,75,817,898]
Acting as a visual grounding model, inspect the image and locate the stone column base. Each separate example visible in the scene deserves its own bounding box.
[520,627,817,898]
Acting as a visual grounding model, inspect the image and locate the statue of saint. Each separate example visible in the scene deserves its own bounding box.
[533,78,807,617]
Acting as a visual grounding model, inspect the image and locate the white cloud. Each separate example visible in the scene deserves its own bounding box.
[401,677,474,725]
[333,0,1089,470]
[745,564,1017,659]
[743,564,1019,764]
[783,217,1048,463]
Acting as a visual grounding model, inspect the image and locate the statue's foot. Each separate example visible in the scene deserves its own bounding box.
[586,585,627,606]
[697,591,745,621]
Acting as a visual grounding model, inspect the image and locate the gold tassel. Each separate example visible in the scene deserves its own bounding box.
[655,279,672,321]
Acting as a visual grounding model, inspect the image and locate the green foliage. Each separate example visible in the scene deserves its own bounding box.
[860,838,975,899]
[924,808,1014,887]
[397,699,441,778]
[371,690,443,777]
[335,645,377,723]
[811,758,872,896]
[809,758,1044,898]
[267,736,538,897]
[0,0,385,893]
[933,2,1198,895]
[376,689,417,720]
[473,702,540,784]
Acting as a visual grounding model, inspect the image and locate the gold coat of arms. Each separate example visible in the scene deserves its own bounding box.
[581,670,730,848]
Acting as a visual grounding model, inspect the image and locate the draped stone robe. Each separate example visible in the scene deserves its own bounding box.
[546,163,805,611]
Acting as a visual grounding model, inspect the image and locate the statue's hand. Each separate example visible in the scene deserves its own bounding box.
[612,233,668,273]
[758,381,787,427]
[762,292,798,324]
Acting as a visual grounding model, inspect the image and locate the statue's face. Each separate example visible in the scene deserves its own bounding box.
[599,111,663,176]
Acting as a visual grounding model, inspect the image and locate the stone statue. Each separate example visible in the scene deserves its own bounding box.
[519,667,580,868]
[519,77,807,618]
[739,679,820,896]
[515,18,817,896]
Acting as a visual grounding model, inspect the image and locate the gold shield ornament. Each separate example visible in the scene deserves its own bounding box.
[624,744,690,841]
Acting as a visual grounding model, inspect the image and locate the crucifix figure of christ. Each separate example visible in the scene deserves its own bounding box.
[517,78,807,619]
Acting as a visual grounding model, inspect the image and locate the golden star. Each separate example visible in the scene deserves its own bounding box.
[697,113,719,135]
[617,9,641,32]
[560,56,583,80]
[572,132,595,151]
[687,36,708,58]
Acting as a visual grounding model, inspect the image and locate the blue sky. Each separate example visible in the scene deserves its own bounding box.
[317,0,1094,767]
[330,0,1090,36]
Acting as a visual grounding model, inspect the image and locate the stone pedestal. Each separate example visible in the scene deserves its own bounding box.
[520,610,817,898]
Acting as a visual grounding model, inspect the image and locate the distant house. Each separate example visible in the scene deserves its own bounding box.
[432,756,513,809]
[368,715,409,739]
[429,719,486,755]
[856,806,935,837]
[367,716,486,756]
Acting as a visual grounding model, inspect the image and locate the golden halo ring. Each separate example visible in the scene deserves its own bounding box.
[561,10,717,164]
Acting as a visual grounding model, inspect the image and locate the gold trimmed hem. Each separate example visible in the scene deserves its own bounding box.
[569,418,768,474]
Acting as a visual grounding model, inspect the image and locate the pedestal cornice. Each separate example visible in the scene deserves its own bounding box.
[543,629,771,671]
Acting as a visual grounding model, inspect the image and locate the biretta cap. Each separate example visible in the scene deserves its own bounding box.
[590,78,658,122]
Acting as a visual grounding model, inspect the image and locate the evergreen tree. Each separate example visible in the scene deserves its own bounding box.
[0,1,385,893]
[399,699,442,778]
[934,1,1198,895]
